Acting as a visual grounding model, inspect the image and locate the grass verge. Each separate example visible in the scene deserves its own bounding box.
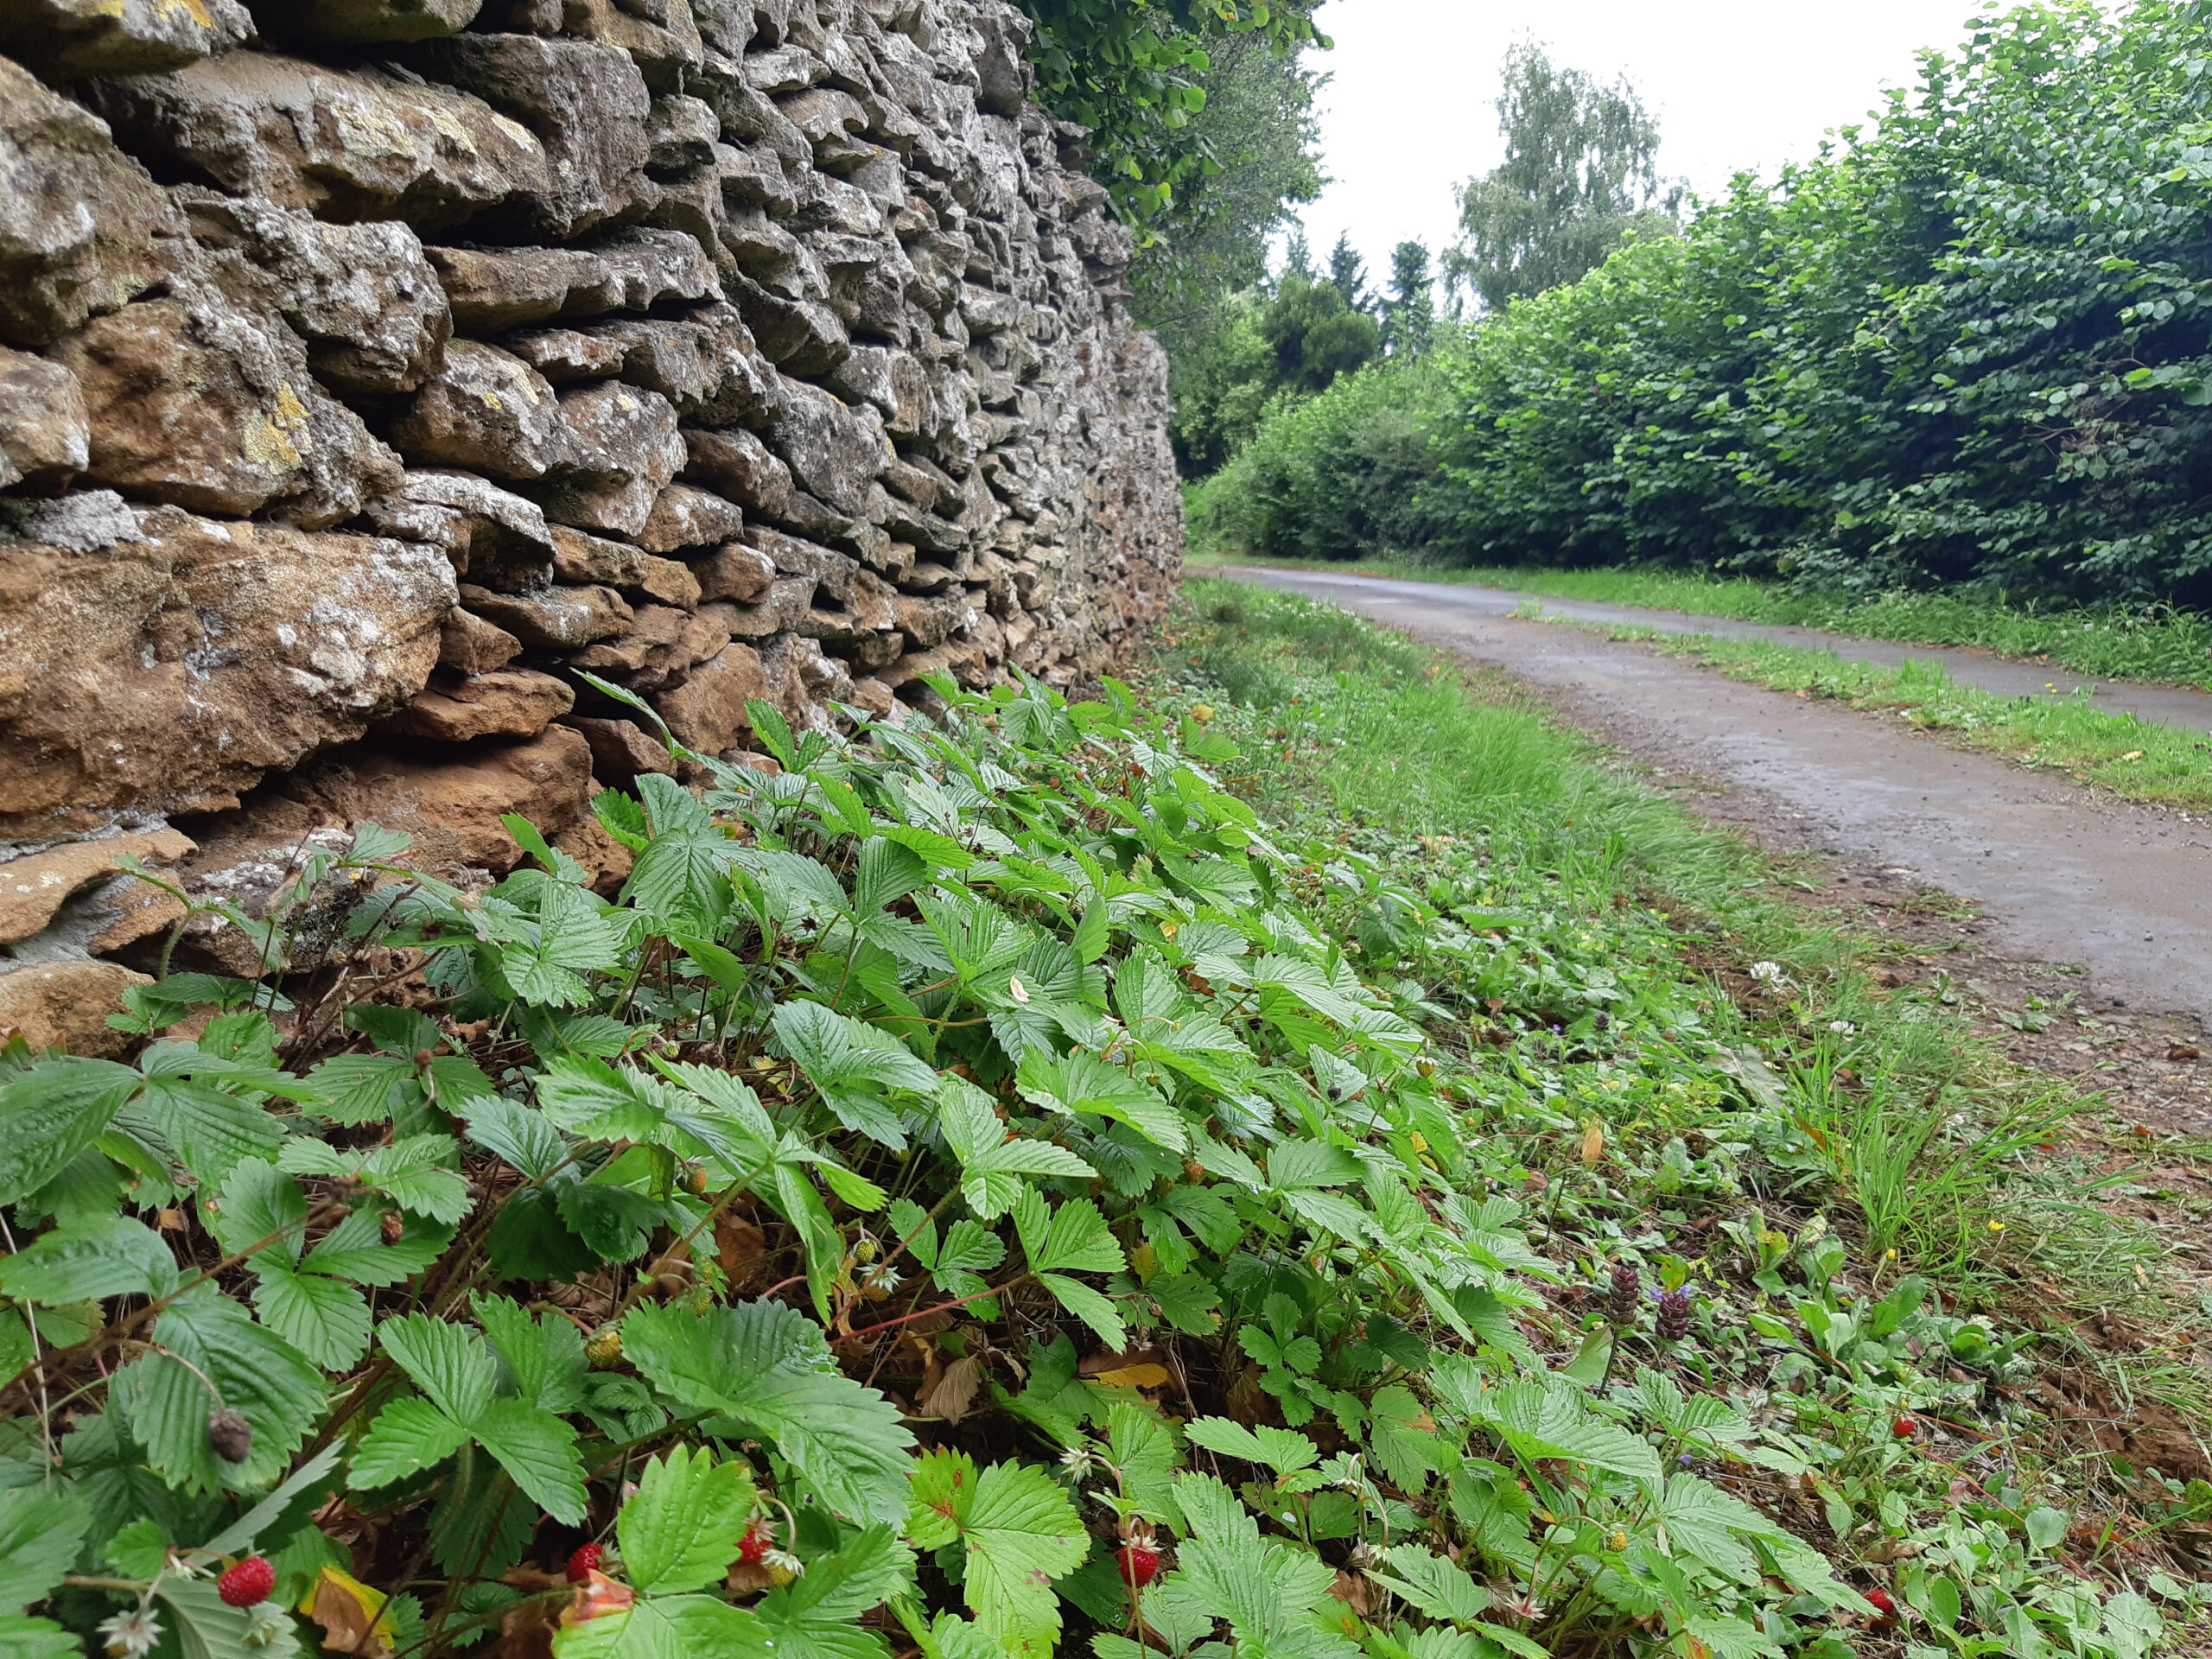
[1186,551,2212,693]
[1165,574,2212,1643]
[1558,615,2212,813]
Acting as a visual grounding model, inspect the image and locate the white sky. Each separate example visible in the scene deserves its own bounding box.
[1294,0,1993,279]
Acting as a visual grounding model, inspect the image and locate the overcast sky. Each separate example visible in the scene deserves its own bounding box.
[1294,0,1994,279]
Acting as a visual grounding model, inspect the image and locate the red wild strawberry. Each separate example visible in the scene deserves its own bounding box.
[1115,1541,1161,1591]
[1865,1586,1899,1628]
[218,1556,275,1609]
[737,1522,773,1567]
[566,1543,605,1584]
[1892,1414,1917,1440]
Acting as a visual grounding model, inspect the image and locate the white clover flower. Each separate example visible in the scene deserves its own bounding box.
[1828,1020,1857,1034]
[1749,961,1789,987]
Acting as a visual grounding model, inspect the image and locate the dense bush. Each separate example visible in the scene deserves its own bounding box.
[1189,353,1459,559]
[1198,0,2212,606]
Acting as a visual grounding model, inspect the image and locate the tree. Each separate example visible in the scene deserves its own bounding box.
[1133,22,1327,325]
[1381,240,1437,359]
[1014,0,1327,230]
[1446,40,1682,313]
[1327,232,1374,312]
[1260,271,1381,395]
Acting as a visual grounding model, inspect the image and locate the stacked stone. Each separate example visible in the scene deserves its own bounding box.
[0,0,1183,1050]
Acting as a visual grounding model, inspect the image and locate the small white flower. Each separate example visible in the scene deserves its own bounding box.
[99,1611,163,1659]
[1828,1020,1857,1034]
[1749,961,1789,987]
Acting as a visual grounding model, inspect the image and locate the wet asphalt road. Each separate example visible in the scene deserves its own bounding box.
[1224,567,2212,1020]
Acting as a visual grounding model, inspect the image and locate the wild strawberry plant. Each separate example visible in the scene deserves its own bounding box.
[0,664,2177,1659]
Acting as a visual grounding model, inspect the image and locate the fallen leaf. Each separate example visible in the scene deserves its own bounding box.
[918,1354,983,1422]
[1090,1363,1173,1390]
[2169,1044,2201,1061]
[560,1571,636,1628]
[1579,1122,1605,1166]
[300,1567,396,1657]
[715,1214,768,1289]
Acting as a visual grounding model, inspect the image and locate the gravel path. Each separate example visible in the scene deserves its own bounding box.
[1226,566,2212,1026]
[1241,566,2212,733]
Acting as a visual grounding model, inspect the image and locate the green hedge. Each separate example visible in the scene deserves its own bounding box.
[1198,0,2212,605]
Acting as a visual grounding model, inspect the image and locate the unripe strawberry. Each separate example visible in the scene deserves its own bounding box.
[218,1556,275,1608]
[585,1327,624,1370]
[566,1544,604,1583]
[1115,1540,1161,1590]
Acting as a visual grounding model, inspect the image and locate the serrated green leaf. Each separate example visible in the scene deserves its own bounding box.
[0,1216,175,1305]
[617,1446,757,1596]
[0,1058,137,1206]
[0,1490,87,1615]
[251,1265,372,1369]
[622,1301,914,1525]
[474,1395,588,1526]
[554,1595,772,1659]
[907,1452,1086,1657]
[352,1396,470,1491]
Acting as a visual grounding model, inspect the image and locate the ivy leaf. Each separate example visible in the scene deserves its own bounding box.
[617,1446,758,1596]
[622,1301,915,1525]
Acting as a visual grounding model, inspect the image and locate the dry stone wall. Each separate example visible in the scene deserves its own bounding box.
[0,0,1182,1051]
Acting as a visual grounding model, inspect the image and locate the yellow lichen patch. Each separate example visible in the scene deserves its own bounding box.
[242,414,304,472]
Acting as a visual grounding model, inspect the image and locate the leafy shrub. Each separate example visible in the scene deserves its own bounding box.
[1191,354,1461,560]
[0,664,2174,1659]
[1198,0,2212,606]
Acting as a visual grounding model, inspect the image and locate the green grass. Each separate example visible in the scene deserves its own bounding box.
[1164,580,2212,1627]
[1168,577,2164,1307]
[1570,616,2212,811]
[1188,550,2212,691]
